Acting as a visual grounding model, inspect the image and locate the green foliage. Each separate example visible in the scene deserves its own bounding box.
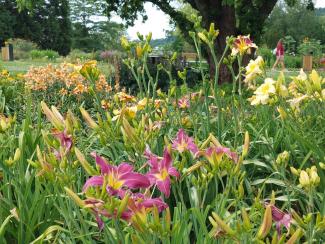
[284,55,302,68]
[262,3,325,49]
[0,0,71,55]
[282,35,296,54]
[257,47,274,67]
[298,38,323,57]
[30,50,60,61]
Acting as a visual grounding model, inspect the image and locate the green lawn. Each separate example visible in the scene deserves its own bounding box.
[0,59,113,76]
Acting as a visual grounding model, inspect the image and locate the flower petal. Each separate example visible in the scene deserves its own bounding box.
[83,176,104,192]
[162,148,172,169]
[120,172,150,189]
[156,177,171,198]
[91,152,112,174]
[118,163,134,175]
[168,167,180,178]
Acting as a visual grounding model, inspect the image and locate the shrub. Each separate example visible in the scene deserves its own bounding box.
[30,49,60,60]
[298,38,322,57]
[66,49,94,62]
[284,55,302,68]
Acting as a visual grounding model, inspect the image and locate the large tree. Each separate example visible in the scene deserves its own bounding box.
[106,0,303,82]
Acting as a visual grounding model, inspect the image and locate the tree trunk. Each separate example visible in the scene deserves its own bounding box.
[195,0,237,83]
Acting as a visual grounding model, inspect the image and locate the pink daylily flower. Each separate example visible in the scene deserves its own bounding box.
[52,129,73,159]
[146,148,180,198]
[267,203,292,236]
[172,128,198,155]
[178,97,190,109]
[83,152,150,196]
[204,146,239,164]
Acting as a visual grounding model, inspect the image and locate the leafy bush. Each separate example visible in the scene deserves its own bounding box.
[66,49,100,62]
[30,49,60,60]
[284,55,302,68]
[9,38,38,60]
[283,35,296,55]
[298,38,322,57]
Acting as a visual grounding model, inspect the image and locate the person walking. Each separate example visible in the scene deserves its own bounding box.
[272,39,286,71]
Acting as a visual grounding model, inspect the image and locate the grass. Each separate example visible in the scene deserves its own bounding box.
[0,59,113,75]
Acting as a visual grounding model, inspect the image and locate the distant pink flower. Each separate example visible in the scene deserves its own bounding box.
[178,97,190,109]
[146,148,180,198]
[204,146,238,164]
[172,129,198,154]
[52,129,73,159]
[267,203,292,236]
[83,152,150,196]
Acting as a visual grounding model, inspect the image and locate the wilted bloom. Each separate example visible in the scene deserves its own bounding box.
[265,203,292,236]
[178,97,190,109]
[172,129,198,155]
[52,129,73,154]
[146,148,180,198]
[231,35,257,56]
[83,152,150,196]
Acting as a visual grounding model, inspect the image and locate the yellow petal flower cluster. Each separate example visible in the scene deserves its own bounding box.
[244,56,265,89]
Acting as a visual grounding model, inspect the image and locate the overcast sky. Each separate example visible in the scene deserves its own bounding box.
[115,1,325,40]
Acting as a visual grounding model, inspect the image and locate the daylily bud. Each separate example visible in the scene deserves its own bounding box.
[64,187,85,208]
[319,162,325,170]
[290,167,299,176]
[299,170,310,188]
[242,131,249,158]
[241,207,252,231]
[211,212,236,236]
[257,205,272,239]
[165,207,171,232]
[276,151,290,166]
[41,101,64,130]
[146,32,152,42]
[80,107,98,129]
[136,45,143,58]
[286,228,303,244]
[75,148,97,175]
[13,148,21,161]
[309,169,320,186]
[120,36,130,50]
[198,32,209,44]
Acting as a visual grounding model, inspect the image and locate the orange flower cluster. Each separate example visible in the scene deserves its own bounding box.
[24,62,112,95]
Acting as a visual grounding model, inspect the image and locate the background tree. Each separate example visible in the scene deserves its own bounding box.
[69,0,125,52]
[262,1,325,49]
[1,0,71,55]
[104,0,305,82]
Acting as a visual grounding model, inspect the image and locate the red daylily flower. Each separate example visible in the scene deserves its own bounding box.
[83,152,150,196]
[232,35,257,56]
[172,128,198,154]
[146,148,180,198]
